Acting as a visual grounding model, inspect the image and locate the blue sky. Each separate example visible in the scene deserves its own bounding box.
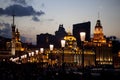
[0,0,120,44]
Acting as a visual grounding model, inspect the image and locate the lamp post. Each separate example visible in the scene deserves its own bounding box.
[35,50,39,55]
[61,40,66,70]
[40,48,44,53]
[80,32,86,74]
[49,44,54,66]
[31,52,35,56]
[73,42,77,65]
[35,50,39,62]
[40,48,44,67]
[75,48,77,64]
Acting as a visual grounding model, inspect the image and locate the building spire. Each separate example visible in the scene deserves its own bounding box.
[13,14,15,25]
[12,13,15,26]
[12,9,16,25]
[95,12,102,28]
[98,12,100,19]
[11,11,16,55]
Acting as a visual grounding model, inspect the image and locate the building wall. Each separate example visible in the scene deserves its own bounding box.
[73,22,91,47]
[95,45,113,65]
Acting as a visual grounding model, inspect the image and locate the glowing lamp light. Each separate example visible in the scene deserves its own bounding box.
[50,44,54,51]
[80,32,86,41]
[24,54,27,58]
[40,48,44,53]
[31,52,34,56]
[29,52,31,57]
[61,40,66,48]
[35,50,39,55]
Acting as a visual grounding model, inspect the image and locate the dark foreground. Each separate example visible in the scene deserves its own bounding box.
[0,62,120,80]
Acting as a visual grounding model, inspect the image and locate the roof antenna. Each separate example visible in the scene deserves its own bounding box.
[12,10,15,26]
[98,12,100,20]
[13,14,15,25]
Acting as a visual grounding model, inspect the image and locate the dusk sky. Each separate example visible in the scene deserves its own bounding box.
[0,0,120,44]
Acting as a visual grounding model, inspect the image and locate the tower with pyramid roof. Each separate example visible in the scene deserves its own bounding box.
[93,20,106,43]
[91,19,113,65]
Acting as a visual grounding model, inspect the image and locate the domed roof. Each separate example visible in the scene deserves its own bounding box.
[64,31,77,49]
[64,31,76,41]
[64,35,76,41]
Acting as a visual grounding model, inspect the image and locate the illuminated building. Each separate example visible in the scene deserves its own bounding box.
[91,19,113,65]
[71,20,113,66]
[64,31,76,49]
[14,28,22,51]
[93,20,106,43]
[36,31,79,65]
[72,22,95,66]
[114,51,120,68]
[35,25,95,66]
[11,20,112,67]
[63,31,78,64]
[6,15,23,55]
[59,31,95,66]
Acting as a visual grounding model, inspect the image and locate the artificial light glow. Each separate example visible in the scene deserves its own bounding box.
[80,32,86,41]
[40,48,44,53]
[29,52,32,57]
[61,40,66,48]
[21,48,24,51]
[21,55,25,59]
[35,50,39,54]
[50,44,54,51]
[24,54,27,58]
[31,52,34,56]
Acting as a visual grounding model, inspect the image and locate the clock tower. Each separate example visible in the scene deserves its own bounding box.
[93,20,106,43]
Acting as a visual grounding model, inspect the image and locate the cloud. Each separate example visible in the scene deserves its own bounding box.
[0,22,28,42]
[11,0,27,5]
[0,4,45,17]
[0,0,45,22]
[0,22,11,38]
[32,16,40,22]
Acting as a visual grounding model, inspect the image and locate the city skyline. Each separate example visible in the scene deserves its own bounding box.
[0,0,120,44]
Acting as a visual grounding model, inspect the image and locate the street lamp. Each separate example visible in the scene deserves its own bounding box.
[40,48,44,54]
[40,48,44,67]
[49,44,54,66]
[80,32,86,73]
[50,44,54,51]
[61,40,66,69]
[80,32,86,42]
[35,50,39,55]
[31,52,35,56]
